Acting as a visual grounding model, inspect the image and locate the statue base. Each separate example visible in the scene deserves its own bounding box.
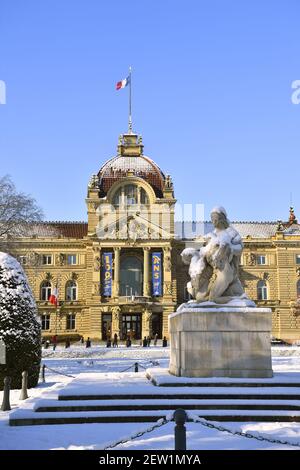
[169,307,273,378]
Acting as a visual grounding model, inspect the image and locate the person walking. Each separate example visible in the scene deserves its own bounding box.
[153,333,158,346]
[86,337,91,348]
[113,333,118,348]
[142,336,148,347]
[147,335,151,347]
[162,336,168,347]
[52,335,57,351]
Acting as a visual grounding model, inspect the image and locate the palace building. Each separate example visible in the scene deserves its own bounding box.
[11,132,300,343]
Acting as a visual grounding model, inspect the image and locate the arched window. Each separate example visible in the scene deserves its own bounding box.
[66,280,77,301]
[297,280,300,298]
[112,184,149,206]
[120,256,143,296]
[257,280,268,300]
[40,281,51,301]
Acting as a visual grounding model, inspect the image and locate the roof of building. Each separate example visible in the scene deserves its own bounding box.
[27,222,88,239]
[98,154,165,198]
[95,134,166,198]
[176,221,300,239]
[22,220,300,240]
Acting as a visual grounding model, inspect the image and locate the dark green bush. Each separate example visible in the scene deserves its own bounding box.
[0,253,41,390]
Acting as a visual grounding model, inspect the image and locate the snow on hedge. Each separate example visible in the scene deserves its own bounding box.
[0,252,41,389]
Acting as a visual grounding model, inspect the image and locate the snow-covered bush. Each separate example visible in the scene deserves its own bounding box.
[0,252,41,390]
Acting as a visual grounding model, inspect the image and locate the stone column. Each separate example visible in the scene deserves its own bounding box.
[92,246,101,297]
[137,187,141,204]
[142,308,152,339]
[111,306,121,340]
[143,247,151,297]
[114,247,120,297]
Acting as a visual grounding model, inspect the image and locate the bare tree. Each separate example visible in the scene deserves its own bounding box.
[0,175,43,243]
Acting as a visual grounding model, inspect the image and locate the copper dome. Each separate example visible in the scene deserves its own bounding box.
[98,134,165,198]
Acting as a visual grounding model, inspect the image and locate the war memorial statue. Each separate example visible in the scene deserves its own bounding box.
[169,206,273,378]
[180,206,255,307]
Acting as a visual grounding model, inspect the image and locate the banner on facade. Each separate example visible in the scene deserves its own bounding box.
[152,252,162,296]
[102,252,113,296]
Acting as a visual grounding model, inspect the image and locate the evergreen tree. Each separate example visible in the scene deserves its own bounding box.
[0,252,41,390]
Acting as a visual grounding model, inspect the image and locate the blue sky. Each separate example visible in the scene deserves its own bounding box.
[0,1,299,222]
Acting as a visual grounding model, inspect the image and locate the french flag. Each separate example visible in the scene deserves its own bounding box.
[49,284,59,307]
[116,75,130,90]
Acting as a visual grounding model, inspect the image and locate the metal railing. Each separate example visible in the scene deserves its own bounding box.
[118,295,151,303]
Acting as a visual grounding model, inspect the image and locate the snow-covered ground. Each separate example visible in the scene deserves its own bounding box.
[1,345,300,450]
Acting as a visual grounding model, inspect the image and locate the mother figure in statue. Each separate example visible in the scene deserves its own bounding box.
[181,206,247,304]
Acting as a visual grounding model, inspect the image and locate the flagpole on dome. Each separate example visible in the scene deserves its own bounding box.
[128,66,132,134]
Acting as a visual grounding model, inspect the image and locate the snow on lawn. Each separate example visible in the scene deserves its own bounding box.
[1,346,300,450]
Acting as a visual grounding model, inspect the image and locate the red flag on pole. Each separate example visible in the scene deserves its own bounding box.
[49,283,59,307]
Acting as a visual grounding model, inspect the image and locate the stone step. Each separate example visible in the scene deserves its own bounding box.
[58,392,300,401]
[151,382,300,388]
[36,403,300,412]
[146,368,300,388]
[10,409,300,426]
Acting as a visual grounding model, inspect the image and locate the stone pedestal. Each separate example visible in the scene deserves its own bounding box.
[169,307,273,378]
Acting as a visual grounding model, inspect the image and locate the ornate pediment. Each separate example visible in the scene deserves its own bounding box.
[96,212,172,241]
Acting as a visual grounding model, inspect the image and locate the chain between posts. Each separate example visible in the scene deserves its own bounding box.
[103,411,300,450]
[103,415,173,450]
[119,362,148,373]
[188,413,300,448]
[41,364,75,378]
[41,360,157,380]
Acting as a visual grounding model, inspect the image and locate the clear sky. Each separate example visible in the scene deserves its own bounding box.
[0,1,299,222]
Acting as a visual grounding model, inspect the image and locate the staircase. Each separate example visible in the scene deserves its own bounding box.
[9,370,300,426]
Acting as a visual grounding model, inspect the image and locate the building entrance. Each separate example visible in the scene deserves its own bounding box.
[102,314,112,340]
[121,313,142,340]
[151,312,163,339]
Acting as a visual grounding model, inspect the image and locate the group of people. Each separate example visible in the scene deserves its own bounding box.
[43,335,86,349]
[106,333,119,348]
[106,334,131,348]
[142,334,168,347]
[43,335,59,350]
[44,334,168,349]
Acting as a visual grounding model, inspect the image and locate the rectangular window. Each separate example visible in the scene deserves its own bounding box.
[257,255,266,265]
[67,254,77,265]
[66,314,76,330]
[296,255,300,265]
[19,256,27,265]
[258,287,268,301]
[42,255,52,265]
[41,314,50,330]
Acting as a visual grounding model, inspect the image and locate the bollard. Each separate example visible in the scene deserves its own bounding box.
[41,364,46,383]
[134,362,139,373]
[174,408,187,450]
[19,371,29,400]
[1,376,11,411]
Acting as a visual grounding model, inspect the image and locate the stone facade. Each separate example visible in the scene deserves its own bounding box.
[6,133,300,343]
